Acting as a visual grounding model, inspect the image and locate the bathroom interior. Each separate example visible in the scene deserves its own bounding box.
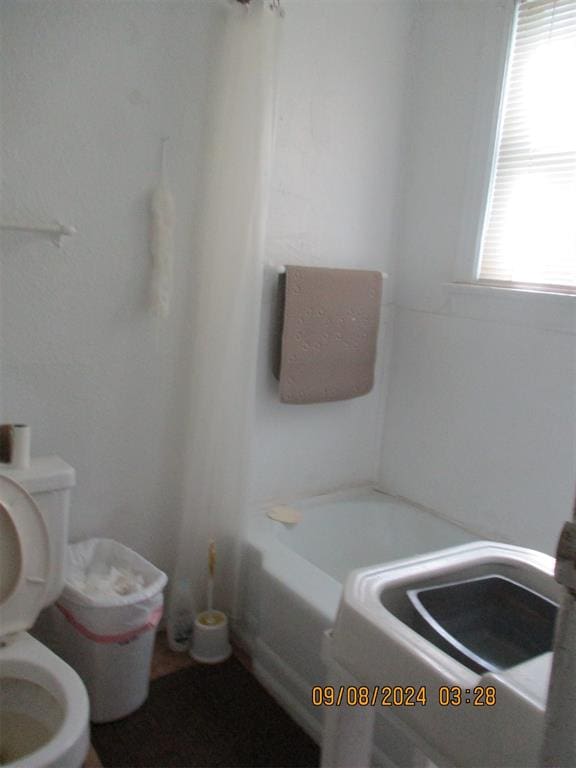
[0,0,575,767]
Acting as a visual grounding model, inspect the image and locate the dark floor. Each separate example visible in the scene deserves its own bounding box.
[91,656,320,768]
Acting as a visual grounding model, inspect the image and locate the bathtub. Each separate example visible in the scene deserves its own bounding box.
[237,487,477,766]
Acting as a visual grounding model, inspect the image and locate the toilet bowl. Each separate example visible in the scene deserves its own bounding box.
[0,633,90,768]
[0,463,90,768]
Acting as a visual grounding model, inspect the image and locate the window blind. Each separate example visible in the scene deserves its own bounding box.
[478,0,576,292]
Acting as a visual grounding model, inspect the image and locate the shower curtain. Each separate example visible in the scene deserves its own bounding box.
[167,0,280,645]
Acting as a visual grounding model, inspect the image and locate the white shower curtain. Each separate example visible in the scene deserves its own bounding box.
[168,0,280,644]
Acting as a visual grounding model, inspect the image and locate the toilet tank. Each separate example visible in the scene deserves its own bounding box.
[0,456,75,607]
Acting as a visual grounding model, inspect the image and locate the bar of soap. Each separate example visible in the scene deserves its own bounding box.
[267,505,302,525]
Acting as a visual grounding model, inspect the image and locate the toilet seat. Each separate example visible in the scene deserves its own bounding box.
[0,475,51,639]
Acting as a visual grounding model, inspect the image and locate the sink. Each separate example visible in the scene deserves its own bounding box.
[325,542,561,768]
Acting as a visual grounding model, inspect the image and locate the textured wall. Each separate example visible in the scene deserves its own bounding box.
[250,0,411,502]
[5,0,566,574]
[0,1,412,573]
[0,0,220,574]
[379,0,576,554]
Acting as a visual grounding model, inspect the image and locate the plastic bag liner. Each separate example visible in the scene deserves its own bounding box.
[57,538,168,644]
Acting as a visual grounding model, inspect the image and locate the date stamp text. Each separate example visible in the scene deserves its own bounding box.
[311,685,496,708]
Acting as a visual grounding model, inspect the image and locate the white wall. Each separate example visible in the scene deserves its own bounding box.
[0,0,221,575]
[251,0,412,503]
[5,0,570,573]
[379,0,576,555]
[0,22,3,420]
[0,1,413,571]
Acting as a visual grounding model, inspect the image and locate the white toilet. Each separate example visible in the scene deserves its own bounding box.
[0,457,90,768]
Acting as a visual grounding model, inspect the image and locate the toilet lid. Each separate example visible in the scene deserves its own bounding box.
[0,475,50,638]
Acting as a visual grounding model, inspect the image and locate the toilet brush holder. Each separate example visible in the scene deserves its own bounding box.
[190,610,231,664]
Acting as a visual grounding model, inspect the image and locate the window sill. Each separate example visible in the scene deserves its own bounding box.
[443,282,576,334]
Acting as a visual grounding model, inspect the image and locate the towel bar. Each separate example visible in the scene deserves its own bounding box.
[0,221,76,248]
[271,264,388,279]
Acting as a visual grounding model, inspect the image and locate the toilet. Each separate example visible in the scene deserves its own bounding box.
[0,457,90,768]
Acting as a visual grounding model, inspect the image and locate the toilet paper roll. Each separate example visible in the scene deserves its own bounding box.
[8,424,31,469]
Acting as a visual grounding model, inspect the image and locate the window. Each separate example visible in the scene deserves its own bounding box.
[478,0,576,293]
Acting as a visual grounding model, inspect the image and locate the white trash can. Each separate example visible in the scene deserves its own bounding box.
[44,538,167,723]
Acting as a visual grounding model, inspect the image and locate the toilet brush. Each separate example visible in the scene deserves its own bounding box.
[205,539,217,624]
[190,539,231,663]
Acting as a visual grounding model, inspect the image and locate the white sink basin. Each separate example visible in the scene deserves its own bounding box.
[326,542,561,767]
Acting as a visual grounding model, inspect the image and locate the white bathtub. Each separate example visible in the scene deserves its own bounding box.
[237,487,476,765]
